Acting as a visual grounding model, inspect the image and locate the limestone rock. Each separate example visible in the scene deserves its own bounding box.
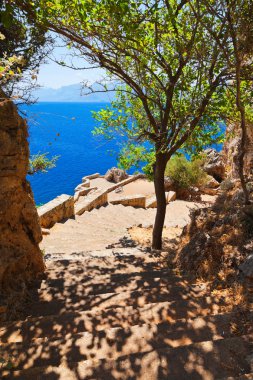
[0,90,45,292]
[110,194,146,208]
[205,175,220,189]
[105,167,128,183]
[166,191,176,202]
[176,187,201,201]
[200,187,218,196]
[243,204,253,219]
[74,187,97,203]
[223,121,253,179]
[200,176,219,195]
[38,194,74,228]
[75,190,108,215]
[164,176,174,191]
[85,173,100,180]
[203,148,225,182]
[81,178,90,187]
[146,196,157,208]
[239,254,253,279]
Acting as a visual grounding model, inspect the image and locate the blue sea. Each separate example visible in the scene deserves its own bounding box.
[21,102,224,206]
[21,102,122,205]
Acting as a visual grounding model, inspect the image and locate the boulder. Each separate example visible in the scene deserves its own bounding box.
[176,187,201,201]
[164,176,174,191]
[105,167,128,183]
[205,175,220,189]
[203,148,225,182]
[0,90,45,292]
[199,176,220,196]
[240,254,253,279]
[166,191,176,202]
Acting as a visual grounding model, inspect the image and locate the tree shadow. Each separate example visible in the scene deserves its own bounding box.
[1,201,253,379]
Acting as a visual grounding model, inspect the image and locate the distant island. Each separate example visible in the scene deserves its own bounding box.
[33,83,115,102]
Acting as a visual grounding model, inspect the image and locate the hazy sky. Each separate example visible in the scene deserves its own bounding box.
[37,42,106,89]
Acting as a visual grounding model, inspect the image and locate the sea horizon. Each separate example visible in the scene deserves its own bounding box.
[21,101,123,205]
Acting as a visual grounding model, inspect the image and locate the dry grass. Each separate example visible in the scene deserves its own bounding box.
[128,225,182,249]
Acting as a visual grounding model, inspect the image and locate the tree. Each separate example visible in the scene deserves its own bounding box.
[15,0,232,249]
[1,2,58,174]
[92,85,224,184]
[195,0,253,204]
[0,1,51,103]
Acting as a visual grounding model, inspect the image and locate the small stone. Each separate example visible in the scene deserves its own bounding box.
[42,228,50,236]
[142,223,153,229]
[166,191,176,202]
[164,176,174,191]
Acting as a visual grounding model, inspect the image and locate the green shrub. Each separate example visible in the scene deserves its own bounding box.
[28,153,59,175]
[165,155,207,189]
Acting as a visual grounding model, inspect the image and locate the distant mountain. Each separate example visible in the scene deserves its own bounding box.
[33,83,115,102]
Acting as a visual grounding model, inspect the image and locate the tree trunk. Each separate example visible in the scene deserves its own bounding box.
[152,152,168,250]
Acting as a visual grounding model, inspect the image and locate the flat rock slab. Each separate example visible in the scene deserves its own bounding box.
[3,335,253,379]
[38,194,74,228]
[110,194,146,208]
[0,298,233,345]
[74,190,108,215]
[167,191,176,202]
[146,191,176,208]
[2,312,251,370]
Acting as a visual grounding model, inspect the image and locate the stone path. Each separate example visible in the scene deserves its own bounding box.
[40,201,203,254]
[0,247,253,379]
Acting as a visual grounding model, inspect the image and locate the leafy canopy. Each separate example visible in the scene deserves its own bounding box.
[15,0,229,156]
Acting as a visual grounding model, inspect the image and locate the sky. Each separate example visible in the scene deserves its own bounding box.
[37,41,106,89]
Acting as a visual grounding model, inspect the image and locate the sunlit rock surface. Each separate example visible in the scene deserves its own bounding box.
[0,91,45,292]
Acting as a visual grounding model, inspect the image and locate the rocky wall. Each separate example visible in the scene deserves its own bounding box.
[0,91,45,293]
[223,122,253,180]
[38,194,74,228]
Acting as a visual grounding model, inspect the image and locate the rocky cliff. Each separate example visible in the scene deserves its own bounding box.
[223,121,253,180]
[0,90,45,297]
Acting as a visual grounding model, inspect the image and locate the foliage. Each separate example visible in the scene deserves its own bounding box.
[16,0,229,154]
[13,0,249,247]
[0,1,51,102]
[165,155,207,190]
[93,87,224,175]
[28,153,59,175]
